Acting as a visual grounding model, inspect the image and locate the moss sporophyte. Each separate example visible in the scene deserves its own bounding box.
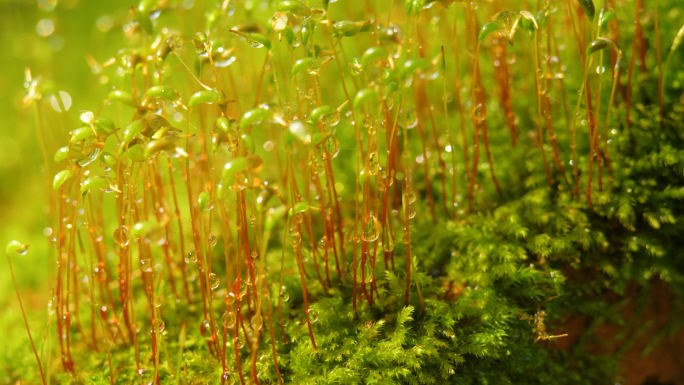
[7,0,684,383]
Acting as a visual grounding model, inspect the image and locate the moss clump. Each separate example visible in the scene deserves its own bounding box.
[4,0,684,384]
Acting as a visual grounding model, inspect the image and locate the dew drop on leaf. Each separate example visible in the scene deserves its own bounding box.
[321,111,341,127]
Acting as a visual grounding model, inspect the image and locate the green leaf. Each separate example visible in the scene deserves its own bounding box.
[216,117,234,133]
[146,86,180,101]
[198,191,211,211]
[478,21,502,43]
[301,25,311,45]
[241,133,255,153]
[310,105,333,122]
[264,206,287,232]
[283,25,295,46]
[277,0,310,18]
[353,87,378,110]
[576,0,595,22]
[399,58,429,78]
[385,81,399,98]
[240,107,272,130]
[223,157,248,179]
[599,8,615,29]
[293,201,310,214]
[53,169,74,190]
[70,127,96,144]
[291,57,317,75]
[127,144,146,162]
[130,220,156,237]
[360,46,387,69]
[123,120,143,145]
[188,90,223,109]
[519,10,538,35]
[145,137,182,159]
[6,240,29,256]
[108,89,137,107]
[332,20,370,37]
[54,146,69,162]
[288,200,310,218]
[131,7,153,35]
[80,176,111,195]
[586,37,619,56]
[231,30,272,50]
[92,117,115,133]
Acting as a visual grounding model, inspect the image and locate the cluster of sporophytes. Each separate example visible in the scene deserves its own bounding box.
[8,0,684,383]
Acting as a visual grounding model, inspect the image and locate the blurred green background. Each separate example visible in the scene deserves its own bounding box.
[0,0,154,374]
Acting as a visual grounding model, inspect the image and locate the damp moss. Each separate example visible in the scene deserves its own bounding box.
[2,0,684,384]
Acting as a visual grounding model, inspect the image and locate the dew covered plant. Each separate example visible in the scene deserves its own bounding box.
[9,0,684,383]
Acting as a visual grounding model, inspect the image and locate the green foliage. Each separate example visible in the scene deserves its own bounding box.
[3,0,684,384]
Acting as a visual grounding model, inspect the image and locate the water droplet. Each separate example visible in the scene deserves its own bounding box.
[307,308,319,323]
[362,213,381,242]
[154,318,165,333]
[235,336,245,349]
[209,273,220,290]
[140,259,152,273]
[349,59,363,76]
[324,201,333,215]
[222,311,236,328]
[239,281,248,297]
[323,135,340,159]
[185,250,198,263]
[406,190,416,204]
[472,104,486,123]
[270,12,288,32]
[363,115,373,129]
[279,290,290,302]
[402,109,418,128]
[248,40,264,48]
[200,319,211,338]
[208,234,218,246]
[318,237,326,251]
[407,204,417,219]
[322,111,341,127]
[383,226,394,252]
[113,226,129,247]
[153,295,162,308]
[367,151,379,175]
[289,227,302,249]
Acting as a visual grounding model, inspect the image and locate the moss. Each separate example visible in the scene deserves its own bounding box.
[3,0,684,384]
